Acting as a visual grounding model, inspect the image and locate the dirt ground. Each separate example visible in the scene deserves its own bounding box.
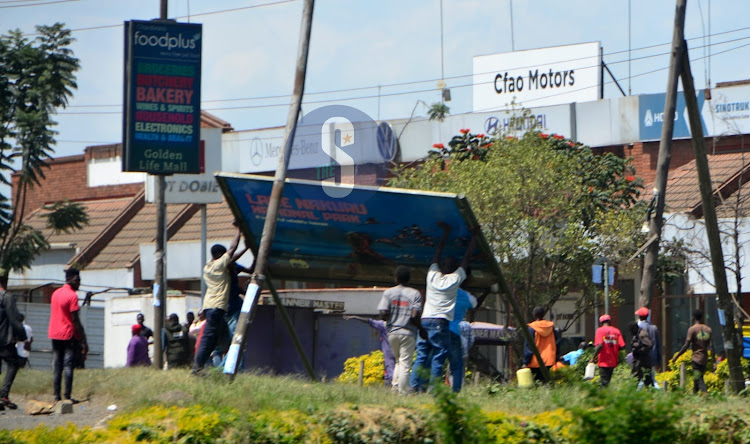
[0,394,117,431]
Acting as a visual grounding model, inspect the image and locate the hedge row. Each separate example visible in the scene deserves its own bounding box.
[1,386,748,444]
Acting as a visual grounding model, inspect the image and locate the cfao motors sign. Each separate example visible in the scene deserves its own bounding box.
[123,20,202,174]
[473,42,601,111]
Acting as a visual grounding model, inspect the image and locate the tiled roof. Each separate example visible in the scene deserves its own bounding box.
[658,152,750,214]
[169,199,239,243]
[23,197,134,250]
[85,201,190,270]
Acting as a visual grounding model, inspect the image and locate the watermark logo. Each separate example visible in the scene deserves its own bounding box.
[288,105,395,204]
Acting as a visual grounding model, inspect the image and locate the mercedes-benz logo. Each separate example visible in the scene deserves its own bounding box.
[250,138,263,166]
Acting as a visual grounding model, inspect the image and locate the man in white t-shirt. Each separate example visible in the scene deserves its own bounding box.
[410,222,477,392]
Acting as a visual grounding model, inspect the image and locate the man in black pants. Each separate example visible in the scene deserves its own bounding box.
[48,268,87,402]
[0,283,27,409]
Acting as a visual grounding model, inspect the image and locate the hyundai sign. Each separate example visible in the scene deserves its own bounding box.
[473,42,601,111]
[123,20,202,174]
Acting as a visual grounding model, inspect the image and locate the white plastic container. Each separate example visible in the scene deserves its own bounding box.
[584,363,596,380]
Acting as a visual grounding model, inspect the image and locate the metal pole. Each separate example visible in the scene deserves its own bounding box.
[639,0,687,309]
[151,0,169,370]
[604,261,610,315]
[681,42,745,393]
[224,0,316,379]
[200,204,207,297]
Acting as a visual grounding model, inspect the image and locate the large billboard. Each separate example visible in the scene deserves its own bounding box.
[123,20,202,174]
[473,42,601,111]
[216,174,501,290]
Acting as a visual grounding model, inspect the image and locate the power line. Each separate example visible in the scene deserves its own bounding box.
[64,31,750,112]
[0,0,76,8]
[56,38,750,117]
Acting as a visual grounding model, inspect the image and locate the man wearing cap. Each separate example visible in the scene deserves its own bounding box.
[590,314,625,387]
[636,306,661,385]
[127,324,150,367]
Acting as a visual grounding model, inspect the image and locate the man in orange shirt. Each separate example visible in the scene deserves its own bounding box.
[523,306,560,383]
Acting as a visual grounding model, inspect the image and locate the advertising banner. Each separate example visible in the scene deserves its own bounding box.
[123,20,202,174]
[145,127,223,203]
[216,174,501,290]
[473,42,601,111]
[638,91,707,141]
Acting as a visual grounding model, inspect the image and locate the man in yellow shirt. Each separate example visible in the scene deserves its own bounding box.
[192,223,248,375]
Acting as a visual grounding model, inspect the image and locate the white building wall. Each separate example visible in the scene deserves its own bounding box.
[104,294,202,368]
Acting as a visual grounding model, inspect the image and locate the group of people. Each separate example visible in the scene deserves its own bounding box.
[587,307,713,392]
[347,223,479,394]
[521,303,716,393]
[130,220,253,374]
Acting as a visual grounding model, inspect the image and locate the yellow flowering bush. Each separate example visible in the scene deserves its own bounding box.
[338,350,385,386]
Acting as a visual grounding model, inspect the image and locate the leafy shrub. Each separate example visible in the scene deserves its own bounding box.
[679,410,750,444]
[565,385,682,444]
[431,383,491,444]
[338,350,385,387]
[323,404,436,443]
[228,409,330,444]
[108,404,236,443]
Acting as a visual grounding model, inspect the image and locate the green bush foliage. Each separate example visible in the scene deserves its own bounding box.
[565,385,682,444]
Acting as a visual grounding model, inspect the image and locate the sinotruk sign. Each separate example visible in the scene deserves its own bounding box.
[123,20,202,174]
[473,42,601,111]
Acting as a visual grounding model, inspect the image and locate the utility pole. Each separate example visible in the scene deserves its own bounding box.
[151,0,169,370]
[639,0,745,393]
[681,42,746,393]
[639,0,686,309]
[223,0,317,380]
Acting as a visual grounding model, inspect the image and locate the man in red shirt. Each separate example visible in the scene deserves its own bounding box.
[590,314,624,387]
[48,268,87,402]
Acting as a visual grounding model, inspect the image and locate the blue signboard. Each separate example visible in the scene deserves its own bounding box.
[216,174,500,290]
[123,20,202,174]
[638,90,707,141]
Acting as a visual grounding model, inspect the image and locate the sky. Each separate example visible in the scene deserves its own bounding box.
[2,0,750,159]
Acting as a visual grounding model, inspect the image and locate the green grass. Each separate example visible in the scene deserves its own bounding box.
[8,367,750,443]
[13,366,747,417]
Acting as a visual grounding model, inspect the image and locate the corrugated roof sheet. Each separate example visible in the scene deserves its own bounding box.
[661,152,750,213]
[169,200,238,243]
[85,202,190,270]
[23,197,133,249]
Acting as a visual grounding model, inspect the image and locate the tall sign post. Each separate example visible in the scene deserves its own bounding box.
[123,4,202,368]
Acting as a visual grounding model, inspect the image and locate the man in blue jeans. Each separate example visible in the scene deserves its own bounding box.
[192,222,248,375]
[446,285,477,392]
[410,222,477,393]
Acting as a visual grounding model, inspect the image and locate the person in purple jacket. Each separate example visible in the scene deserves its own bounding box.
[127,324,151,367]
[343,315,396,387]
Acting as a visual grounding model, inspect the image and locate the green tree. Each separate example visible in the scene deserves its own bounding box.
[0,23,88,285]
[390,128,646,321]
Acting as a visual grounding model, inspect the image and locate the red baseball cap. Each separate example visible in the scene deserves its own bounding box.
[131,324,142,334]
[598,314,611,323]
[635,307,650,317]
